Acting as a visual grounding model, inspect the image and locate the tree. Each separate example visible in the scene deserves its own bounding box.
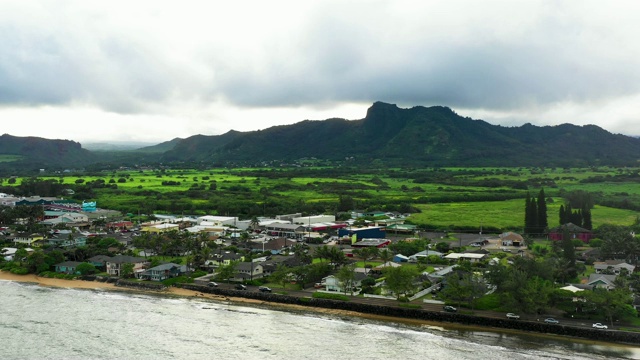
[582,206,592,230]
[586,288,637,328]
[353,247,378,274]
[315,245,331,263]
[441,272,487,311]
[270,263,290,289]
[249,216,260,231]
[120,263,134,278]
[26,249,48,274]
[383,265,419,299]
[560,228,577,281]
[378,248,393,266]
[327,246,347,268]
[435,242,450,253]
[14,248,28,266]
[76,262,97,275]
[336,264,357,295]
[536,188,548,233]
[215,261,238,283]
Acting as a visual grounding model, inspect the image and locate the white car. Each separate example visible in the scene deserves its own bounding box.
[506,313,520,319]
[592,323,608,329]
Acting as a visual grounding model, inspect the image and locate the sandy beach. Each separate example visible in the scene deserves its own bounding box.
[0,271,361,319]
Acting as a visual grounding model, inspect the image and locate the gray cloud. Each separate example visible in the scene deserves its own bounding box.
[0,1,639,137]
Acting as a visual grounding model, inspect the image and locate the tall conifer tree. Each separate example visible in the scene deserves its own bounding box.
[536,188,548,233]
[524,192,532,234]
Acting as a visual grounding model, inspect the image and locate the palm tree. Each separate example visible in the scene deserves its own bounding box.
[249,216,260,231]
[315,245,331,263]
[379,248,393,267]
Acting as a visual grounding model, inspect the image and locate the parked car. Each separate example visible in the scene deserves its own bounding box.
[314,283,324,289]
[207,282,219,287]
[258,286,272,293]
[592,323,608,329]
[443,306,457,313]
[235,284,247,290]
[506,313,520,319]
[544,318,559,324]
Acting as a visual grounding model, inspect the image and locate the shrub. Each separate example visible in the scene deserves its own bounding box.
[9,267,28,275]
[162,276,192,287]
[191,270,207,278]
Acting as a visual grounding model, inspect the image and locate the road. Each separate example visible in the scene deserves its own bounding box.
[203,283,616,331]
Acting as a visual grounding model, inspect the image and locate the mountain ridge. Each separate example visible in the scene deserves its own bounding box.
[1,102,639,169]
[157,102,640,166]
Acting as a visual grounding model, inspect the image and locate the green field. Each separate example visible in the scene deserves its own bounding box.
[410,198,638,231]
[3,166,640,230]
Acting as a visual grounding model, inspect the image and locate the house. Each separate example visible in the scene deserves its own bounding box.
[499,232,524,247]
[548,223,594,243]
[352,238,391,249]
[47,235,87,248]
[40,212,90,228]
[265,223,306,239]
[587,274,618,290]
[232,262,263,281]
[141,223,180,233]
[1,247,34,261]
[13,233,44,247]
[138,263,186,281]
[106,221,134,231]
[444,253,487,263]
[87,255,112,269]
[393,254,409,263]
[247,237,297,255]
[594,260,635,275]
[384,223,417,234]
[54,261,83,274]
[204,252,244,268]
[322,273,368,293]
[426,265,458,282]
[105,255,149,277]
[369,261,401,275]
[408,250,443,262]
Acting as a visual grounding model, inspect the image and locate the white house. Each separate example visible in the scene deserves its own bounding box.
[322,273,368,293]
[444,253,487,263]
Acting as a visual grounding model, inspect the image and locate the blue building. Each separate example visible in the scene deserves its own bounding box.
[338,226,385,240]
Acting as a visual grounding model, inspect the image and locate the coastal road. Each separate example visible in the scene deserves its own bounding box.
[207,283,617,331]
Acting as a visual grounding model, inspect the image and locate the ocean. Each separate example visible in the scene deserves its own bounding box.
[1,280,638,360]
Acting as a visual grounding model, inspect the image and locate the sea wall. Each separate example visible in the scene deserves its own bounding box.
[115,279,167,291]
[180,283,640,345]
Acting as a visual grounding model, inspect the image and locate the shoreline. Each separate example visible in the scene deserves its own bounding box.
[1,271,637,350]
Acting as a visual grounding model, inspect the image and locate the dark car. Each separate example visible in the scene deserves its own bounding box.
[258,286,272,293]
[207,282,219,287]
[443,306,457,313]
[235,284,247,290]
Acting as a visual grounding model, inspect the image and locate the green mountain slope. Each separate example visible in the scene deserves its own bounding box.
[160,102,640,166]
[0,134,96,168]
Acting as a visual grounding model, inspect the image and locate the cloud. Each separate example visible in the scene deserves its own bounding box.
[0,0,639,141]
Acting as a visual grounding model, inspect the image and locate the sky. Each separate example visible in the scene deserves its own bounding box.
[1,1,640,145]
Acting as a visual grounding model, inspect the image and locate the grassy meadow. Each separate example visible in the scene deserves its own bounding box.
[4,166,640,230]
